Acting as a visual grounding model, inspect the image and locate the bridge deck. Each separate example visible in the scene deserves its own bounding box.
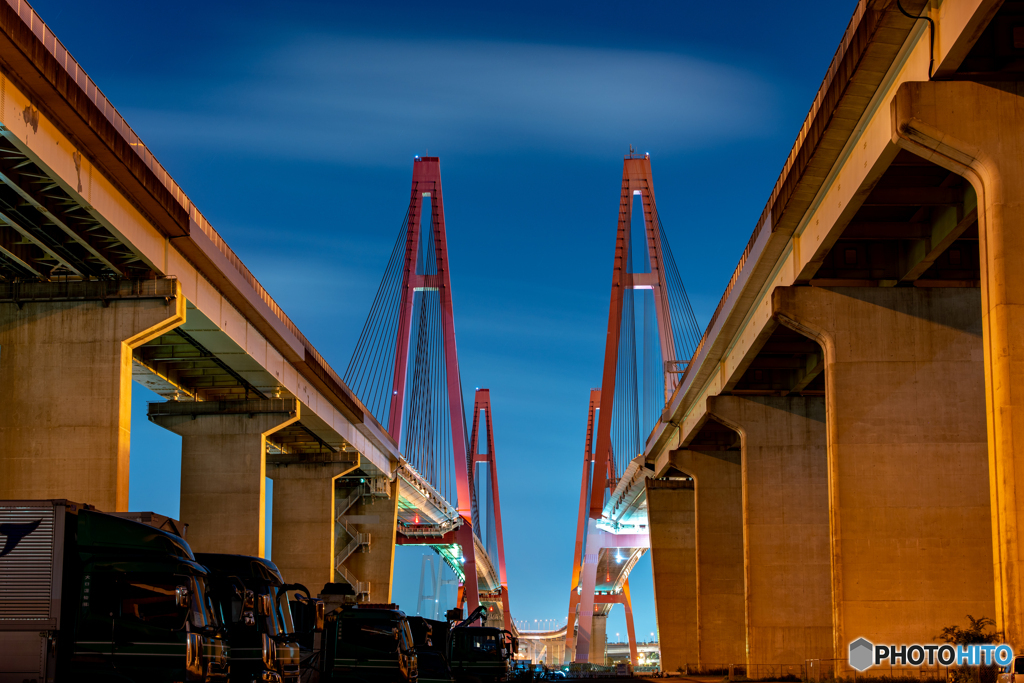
[0,0,462,530]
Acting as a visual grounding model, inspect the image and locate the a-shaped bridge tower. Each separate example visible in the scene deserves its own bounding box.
[345,157,512,625]
[566,153,703,664]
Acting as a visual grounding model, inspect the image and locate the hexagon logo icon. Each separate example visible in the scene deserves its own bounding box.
[849,638,874,672]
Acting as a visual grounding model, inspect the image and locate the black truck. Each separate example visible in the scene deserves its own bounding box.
[317,603,419,683]
[408,616,454,683]
[446,607,517,683]
[0,499,228,683]
[196,553,321,683]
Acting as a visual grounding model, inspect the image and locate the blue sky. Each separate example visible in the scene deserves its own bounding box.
[32,0,856,642]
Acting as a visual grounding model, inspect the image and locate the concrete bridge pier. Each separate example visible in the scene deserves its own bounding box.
[0,280,185,511]
[644,478,697,672]
[705,395,831,669]
[892,80,1024,647]
[267,462,359,595]
[589,613,607,665]
[773,285,994,658]
[667,449,745,668]
[334,476,399,604]
[149,398,300,558]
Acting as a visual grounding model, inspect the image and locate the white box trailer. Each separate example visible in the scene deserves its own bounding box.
[0,499,219,682]
[0,500,72,683]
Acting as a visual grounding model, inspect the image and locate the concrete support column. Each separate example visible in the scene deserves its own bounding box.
[553,637,565,666]
[338,477,399,604]
[706,395,831,667]
[774,285,993,656]
[892,80,1024,646]
[149,399,299,558]
[267,460,358,593]
[669,449,744,668]
[644,478,697,672]
[590,613,607,666]
[0,280,184,511]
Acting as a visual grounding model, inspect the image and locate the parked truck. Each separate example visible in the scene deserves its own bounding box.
[446,607,516,683]
[317,603,419,682]
[408,616,454,683]
[195,553,320,683]
[0,499,228,683]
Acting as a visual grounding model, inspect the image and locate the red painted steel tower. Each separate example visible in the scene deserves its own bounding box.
[569,154,678,664]
[387,156,480,613]
[469,388,513,630]
[590,154,677,520]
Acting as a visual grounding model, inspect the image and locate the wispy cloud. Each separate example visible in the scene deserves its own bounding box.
[122,36,779,165]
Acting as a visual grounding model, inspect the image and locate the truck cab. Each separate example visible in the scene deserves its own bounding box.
[320,604,419,683]
[408,616,454,683]
[0,499,228,683]
[446,626,516,683]
[196,553,304,683]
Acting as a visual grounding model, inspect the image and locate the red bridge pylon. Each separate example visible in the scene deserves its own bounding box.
[469,388,512,630]
[568,154,685,664]
[388,156,479,614]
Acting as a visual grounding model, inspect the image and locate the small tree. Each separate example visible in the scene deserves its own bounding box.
[938,616,1002,646]
[938,616,1002,683]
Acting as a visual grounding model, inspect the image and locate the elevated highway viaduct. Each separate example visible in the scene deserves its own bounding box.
[0,0,463,603]
[631,0,1024,675]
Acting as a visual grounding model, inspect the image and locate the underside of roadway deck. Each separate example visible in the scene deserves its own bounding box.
[0,0,476,601]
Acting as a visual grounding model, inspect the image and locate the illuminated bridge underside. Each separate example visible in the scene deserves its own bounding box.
[591,459,655,611]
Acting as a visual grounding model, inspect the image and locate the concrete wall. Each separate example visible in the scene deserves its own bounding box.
[707,395,832,667]
[774,285,994,658]
[645,480,698,672]
[0,286,184,511]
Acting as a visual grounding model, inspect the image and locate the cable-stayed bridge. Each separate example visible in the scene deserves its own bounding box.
[7,2,1024,680]
[344,156,513,625]
[0,1,511,623]
[565,154,703,665]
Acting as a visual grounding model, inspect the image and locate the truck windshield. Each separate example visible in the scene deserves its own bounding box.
[344,619,400,652]
[272,586,296,635]
[402,621,415,653]
[456,631,501,656]
[120,576,191,630]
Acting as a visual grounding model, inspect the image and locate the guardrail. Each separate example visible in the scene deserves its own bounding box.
[3,0,191,212]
